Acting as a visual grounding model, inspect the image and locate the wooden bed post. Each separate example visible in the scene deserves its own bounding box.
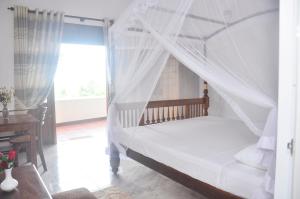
[110,143,120,175]
[139,114,145,126]
[185,104,190,118]
[203,81,209,116]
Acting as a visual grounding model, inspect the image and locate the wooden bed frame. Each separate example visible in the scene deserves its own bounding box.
[110,82,241,199]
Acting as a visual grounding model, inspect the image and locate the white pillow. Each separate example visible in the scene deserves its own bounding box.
[234,144,266,170]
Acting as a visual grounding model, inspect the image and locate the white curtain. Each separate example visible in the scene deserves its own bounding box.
[104,18,117,107]
[109,0,278,198]
[14,6,64,108]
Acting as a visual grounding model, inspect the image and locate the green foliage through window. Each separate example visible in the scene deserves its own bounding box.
[55,44,106,99]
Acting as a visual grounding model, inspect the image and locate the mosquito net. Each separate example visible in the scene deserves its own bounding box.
[108,0,279,198]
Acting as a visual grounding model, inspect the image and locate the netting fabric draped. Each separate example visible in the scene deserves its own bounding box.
[108,0,278,198]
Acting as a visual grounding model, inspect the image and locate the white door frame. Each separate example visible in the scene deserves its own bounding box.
[293,55,300,198]
[293,0,300,198]
[275,0,297,198]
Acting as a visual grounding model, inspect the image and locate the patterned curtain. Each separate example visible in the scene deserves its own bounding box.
[14,6,64,108]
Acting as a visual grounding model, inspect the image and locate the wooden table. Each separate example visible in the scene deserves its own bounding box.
[0,114,39,166]
[0,165,51,199]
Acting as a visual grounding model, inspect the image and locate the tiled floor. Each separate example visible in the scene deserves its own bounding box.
[56,120,107,135]
[40,120,110,193]
[26,120,205,199]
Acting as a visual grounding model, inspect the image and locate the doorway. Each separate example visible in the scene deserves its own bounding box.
[54,43,107,125]
[44,23,108,144]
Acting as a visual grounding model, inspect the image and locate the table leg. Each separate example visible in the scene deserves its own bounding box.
[30,124,38,166]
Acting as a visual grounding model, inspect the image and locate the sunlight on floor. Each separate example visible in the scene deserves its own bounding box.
[41,120,113,194]
[37,120,205,198]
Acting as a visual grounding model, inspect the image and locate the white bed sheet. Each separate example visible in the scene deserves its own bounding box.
[117,116,266,198]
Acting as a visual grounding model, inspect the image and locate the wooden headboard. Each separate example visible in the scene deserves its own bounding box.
[116,82,209,128]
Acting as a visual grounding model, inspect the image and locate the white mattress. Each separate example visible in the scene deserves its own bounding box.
[118,116,266,198]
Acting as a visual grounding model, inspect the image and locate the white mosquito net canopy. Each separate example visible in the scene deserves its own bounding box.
[108,0,279,198]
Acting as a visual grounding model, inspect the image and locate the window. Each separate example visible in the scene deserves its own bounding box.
[55,43,106,99]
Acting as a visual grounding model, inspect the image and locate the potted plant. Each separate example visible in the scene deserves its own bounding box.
[0,150,18,192]
[0,87,14,120]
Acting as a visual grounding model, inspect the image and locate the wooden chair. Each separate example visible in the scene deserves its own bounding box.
[0,127,24,167]
[0,141,13,153]
[10,104,48,171]
[0,130,28,142]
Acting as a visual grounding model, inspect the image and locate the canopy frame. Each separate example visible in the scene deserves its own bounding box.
[126,8,278,42]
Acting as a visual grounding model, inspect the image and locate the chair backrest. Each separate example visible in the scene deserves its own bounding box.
[29,104,48,140]
[38,104,48,126]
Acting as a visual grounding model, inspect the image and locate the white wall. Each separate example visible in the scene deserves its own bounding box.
[55,97,106,124]
[0,0,132,88]
[0,1,14,87]
[152,56,200,100]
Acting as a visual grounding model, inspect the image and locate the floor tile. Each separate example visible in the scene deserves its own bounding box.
[20,120,206,199]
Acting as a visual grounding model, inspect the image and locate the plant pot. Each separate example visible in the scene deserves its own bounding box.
[2,104,9,120]
[0,168,18,192]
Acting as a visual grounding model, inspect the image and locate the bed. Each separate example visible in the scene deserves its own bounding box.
[110,85,266,199]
